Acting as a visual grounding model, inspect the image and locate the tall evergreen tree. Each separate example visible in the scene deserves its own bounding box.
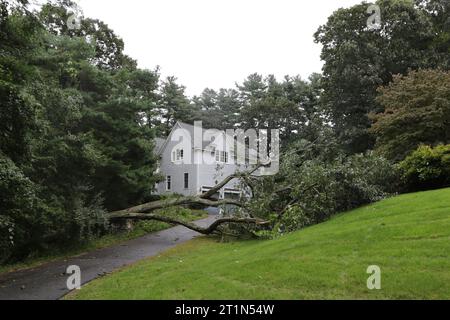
[156,76,198,136]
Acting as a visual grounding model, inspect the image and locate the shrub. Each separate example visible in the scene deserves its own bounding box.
[72,194,110,242]
[0,154,38,263]
[399,145,450,191]
[0,153,111,263]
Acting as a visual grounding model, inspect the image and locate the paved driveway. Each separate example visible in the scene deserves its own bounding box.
[0,216,216,300]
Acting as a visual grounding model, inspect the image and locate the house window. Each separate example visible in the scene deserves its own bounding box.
[223,151,229,163]
[166,176,171,191]
[215,150,229,163]
[215,150,220,162]
[172,149,184,162]
[184,173,189,189]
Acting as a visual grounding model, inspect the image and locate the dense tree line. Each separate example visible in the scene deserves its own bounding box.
[314,0,449,153]
[192,73,323,146]
[1,0,450,263]
[0,0,163,262]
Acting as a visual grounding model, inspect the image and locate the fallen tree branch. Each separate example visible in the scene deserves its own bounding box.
[108,161,274,235]
[200,161,270,199]
[110,196,244,217]
[109,212,270,235]
[200,174,239,199]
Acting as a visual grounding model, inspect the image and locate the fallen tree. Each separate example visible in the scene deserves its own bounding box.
[108,137,400,238]
[109,212,270,235]
[108,162,272,235]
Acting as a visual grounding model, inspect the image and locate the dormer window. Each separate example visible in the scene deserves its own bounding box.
[172,149,184,162]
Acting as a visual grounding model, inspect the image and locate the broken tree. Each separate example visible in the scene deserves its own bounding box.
[108,162,272,235]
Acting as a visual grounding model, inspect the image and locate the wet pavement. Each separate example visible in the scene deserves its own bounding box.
[0,216,216,300]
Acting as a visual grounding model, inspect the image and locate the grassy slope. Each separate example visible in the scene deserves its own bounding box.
[0,209,207,275]
[69,188,450,300]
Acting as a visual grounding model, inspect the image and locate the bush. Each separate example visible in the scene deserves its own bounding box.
[72,194,110,242]
[399,145,450,191]
[0,155,38,263]
[0,153,113,263]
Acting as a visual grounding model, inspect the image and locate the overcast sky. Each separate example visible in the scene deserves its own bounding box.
[75,0,363,96]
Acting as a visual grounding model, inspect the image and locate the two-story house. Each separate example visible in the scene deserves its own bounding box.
[153,122,253,200]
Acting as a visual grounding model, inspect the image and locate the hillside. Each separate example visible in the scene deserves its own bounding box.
[68,188,450,300]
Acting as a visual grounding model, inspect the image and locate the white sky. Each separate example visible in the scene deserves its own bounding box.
[76,0,363,97]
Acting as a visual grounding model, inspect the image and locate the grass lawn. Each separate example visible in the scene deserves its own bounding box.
[68,188,450,300]
[0,208,208,275]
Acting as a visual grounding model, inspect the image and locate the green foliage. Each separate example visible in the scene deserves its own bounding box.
[0,3,42,164]
[0,82,36,163]
[243,134,399,236]
[277,151,398,233]
[238,73,322,144]
[2,0,449,264]
[156,76,197,136]
[371,69,450,161]
[0,154,37,263]
[39,0,137,70]
[192,88,241,131]
[416,0,450,68]
[399,144,450,191]
[192,73,323,147]
[80,69,160,210]
[0,1,159,263]
[314,0,449,153]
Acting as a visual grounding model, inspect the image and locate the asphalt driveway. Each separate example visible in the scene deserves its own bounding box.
[0,216,215,300]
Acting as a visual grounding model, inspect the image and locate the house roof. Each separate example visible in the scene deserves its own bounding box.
[155,122,217,155]
[178,122,216,149]
[154,137,166,155]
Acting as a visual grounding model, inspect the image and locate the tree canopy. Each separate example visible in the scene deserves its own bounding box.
[314,0,449,153]
[371,69,450,161]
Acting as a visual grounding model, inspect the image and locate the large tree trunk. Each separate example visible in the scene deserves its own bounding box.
[108,162,271,235]
[110,196,243,216]
[109,212,270,235]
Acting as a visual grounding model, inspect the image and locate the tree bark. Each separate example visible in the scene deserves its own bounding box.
[200,162,266,199]
[110,196,243,216]
[109,212,270,235]
[108,162,272,235]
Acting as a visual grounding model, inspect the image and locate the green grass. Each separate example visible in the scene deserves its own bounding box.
[0,208,208,275]
[68,188,450,300]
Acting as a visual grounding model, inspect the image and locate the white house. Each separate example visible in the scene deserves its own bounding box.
[153,122,256,200]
